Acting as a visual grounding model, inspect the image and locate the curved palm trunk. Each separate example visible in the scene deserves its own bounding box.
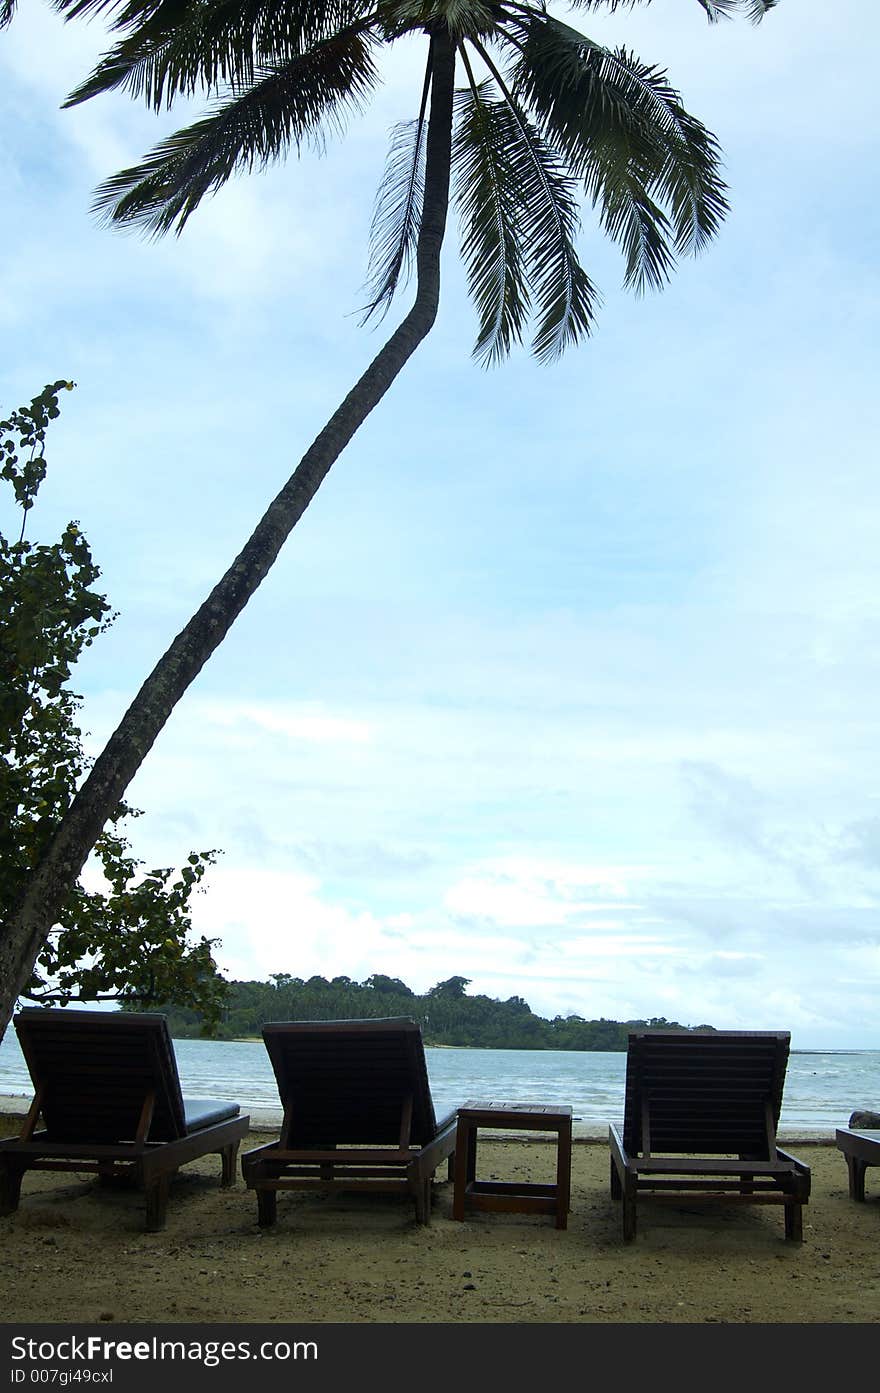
[0,31,457,1040]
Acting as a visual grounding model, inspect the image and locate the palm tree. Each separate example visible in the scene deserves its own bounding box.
[0,0,778,1036]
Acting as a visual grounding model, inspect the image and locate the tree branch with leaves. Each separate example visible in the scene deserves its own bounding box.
[0,383,228,1029]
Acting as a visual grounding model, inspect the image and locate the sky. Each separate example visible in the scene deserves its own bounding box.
[2,1,879,1049]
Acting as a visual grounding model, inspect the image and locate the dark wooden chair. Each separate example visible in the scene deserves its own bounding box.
[835,1126,880,1202]
[241,1017,457,1227]
[609,1029,811,1242]
[0,1009,249,1231]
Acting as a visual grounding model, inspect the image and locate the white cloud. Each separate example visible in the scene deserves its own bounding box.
[197,700,373,746]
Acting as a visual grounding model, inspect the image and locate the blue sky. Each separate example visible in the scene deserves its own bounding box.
[3,1,879,1047]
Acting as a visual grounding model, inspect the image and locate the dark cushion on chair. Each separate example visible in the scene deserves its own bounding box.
[183,1098,241,1133]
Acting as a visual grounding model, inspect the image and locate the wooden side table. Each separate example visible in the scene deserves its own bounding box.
[452,1100,573,1229]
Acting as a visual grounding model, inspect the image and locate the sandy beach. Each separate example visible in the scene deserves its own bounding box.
[1,1114,876,1325]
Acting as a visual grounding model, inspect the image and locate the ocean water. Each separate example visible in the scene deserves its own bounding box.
[1,1028,876,1134]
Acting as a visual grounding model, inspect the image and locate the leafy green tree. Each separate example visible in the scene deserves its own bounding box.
[0,1,777,1037]
[0,382,227,1028]
[427,975,471,998]
[365,973,415,996]
[152,969,705,1046]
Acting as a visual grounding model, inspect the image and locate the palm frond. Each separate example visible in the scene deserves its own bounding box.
[361,113,428,323]
[53,0,189,27]
[510,14,727,290]
[464,43,599,363]
[52,0,369,36]
[91,32,378,236]
[565,0,775,17]
[514,119,599,362]
[695,0,777,21]
[563,2,648,11]
[359,43,434,322]
[590,163,675,293]
[64,0,373,111]
[0,0,17,29]
[451,79,532,365]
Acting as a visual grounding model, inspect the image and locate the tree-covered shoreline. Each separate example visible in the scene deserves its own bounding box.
[148,973,715,1051]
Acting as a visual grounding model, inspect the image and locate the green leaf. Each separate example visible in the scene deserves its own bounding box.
[90,29,379,235]
[451,80,532,364]
[64,1,374,112]
[361,111,428,323]
[456,47,599,363]
[510,15,728,290]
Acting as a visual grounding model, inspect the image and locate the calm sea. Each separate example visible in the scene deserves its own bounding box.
[1,1030,876,1135]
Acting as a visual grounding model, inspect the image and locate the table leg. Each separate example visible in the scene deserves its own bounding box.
[452,1117,474,1221]
[555,1119,572,1230]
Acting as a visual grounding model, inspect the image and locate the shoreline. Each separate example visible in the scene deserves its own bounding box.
[0,1094,841,1143]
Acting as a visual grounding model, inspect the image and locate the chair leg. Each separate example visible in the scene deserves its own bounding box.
[414,1177,432,1225]
[737,1154,757,1195]
[447,1153,455,1182]
[220,1142,239,1187]
[0,1156,25,1216]
[257,1187,278,1228]
[845,1155,867,1202]
[784,1199,803,1243]
[145,1175,170,1232]
[610,1156,622,1201]
[622,1180,637,1242]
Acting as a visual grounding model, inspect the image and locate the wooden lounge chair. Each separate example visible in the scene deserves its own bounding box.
[0,1009,249,1231]
[835,1126,880,1202]
[241,1017,457,1227]
[609,1029,811,1242]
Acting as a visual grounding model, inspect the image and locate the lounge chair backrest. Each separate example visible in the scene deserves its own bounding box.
[14,1009,187,1144]
[622,1029,790,1157]
[262,1018,438,1146]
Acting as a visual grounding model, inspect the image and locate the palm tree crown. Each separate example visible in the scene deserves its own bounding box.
[7,0,776,364]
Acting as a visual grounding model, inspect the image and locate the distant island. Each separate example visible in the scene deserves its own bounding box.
[145,973,716,1051]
